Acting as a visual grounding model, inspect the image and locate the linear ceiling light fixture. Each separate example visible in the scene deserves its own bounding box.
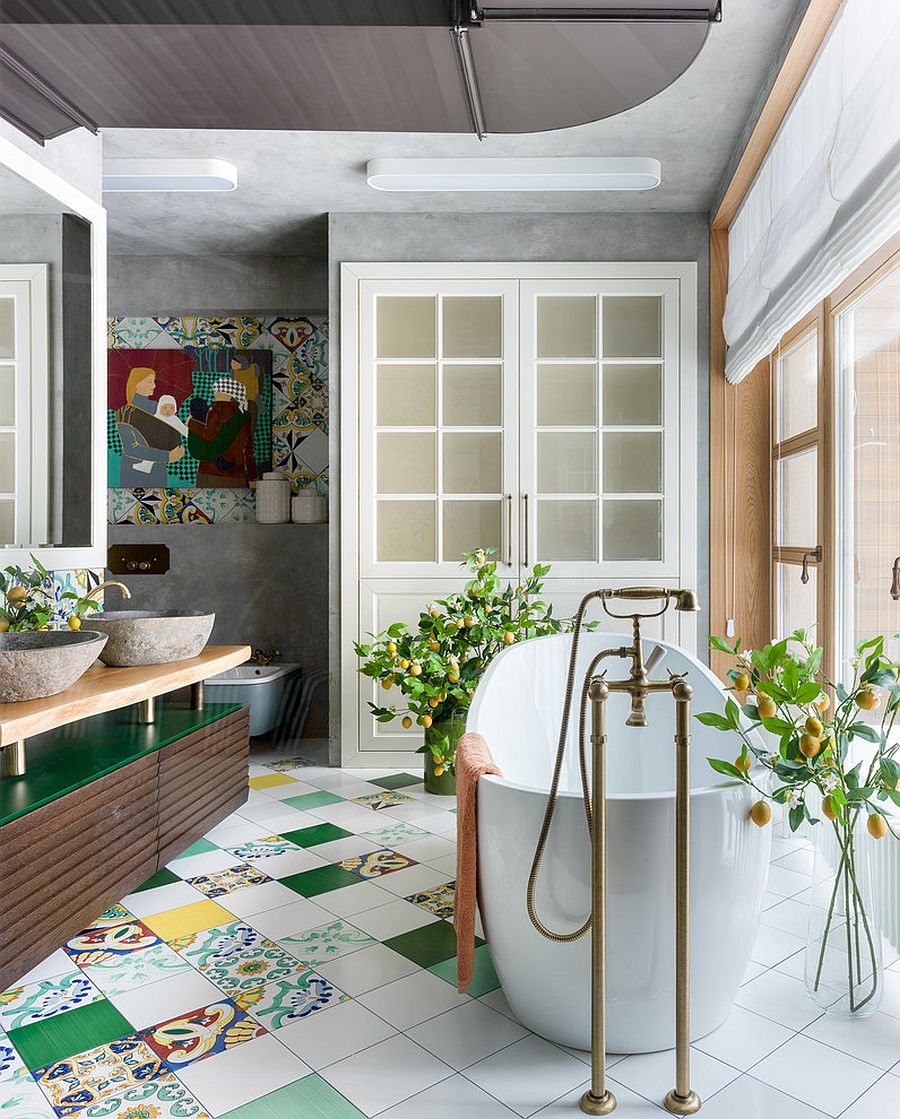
[367,157,661,192]
[450,22,487,141]
[468,3,722,22]
[102,159,238,192]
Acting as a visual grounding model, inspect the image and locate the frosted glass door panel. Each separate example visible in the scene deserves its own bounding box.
[0,500,13,544]
[443,501,501,561]
[442,297,502,358]
[377,501,436,562]
[603,432,662,494]
[377,433,435,494]
[602,296,661,358]
[537,364,597,425]
[537,432,596,493]
[0,433,15,491]
[537,296,597,358]
[376,296,436,358]
[603,365,662,425]
[537,500,597,561]
[0,365,14,426]
[443,433,502,494]
[443,365,502,426]
[0,299,13,359]
[776,562,817,641]
[777,330,817,442]
[377,365,436,426]
[603,500,662,561]
[776,449,817,548]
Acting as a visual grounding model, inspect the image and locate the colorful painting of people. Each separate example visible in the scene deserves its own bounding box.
[108,348,272,488]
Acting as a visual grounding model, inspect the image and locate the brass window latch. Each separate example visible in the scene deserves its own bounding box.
[800,545,822,585]
[891,556,900,601]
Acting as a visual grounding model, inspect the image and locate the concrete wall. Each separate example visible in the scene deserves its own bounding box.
[0,121,102,204]
[328,212,711,762]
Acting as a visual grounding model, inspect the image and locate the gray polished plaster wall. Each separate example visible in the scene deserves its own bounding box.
[328,212,711,762]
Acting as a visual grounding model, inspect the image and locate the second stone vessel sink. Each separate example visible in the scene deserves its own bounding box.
[0,630,108,703]
[89,611,215,667]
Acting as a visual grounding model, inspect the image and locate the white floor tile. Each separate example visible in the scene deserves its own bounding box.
[246,897,335,941]
[176,1033,310,1116]
[377,864,453,898]
[316,881,398,919]
[840,1071,900,1118]
[320,1033,453,1115]
[465,1035,592,1118]
[763,891,786,910]
[359,969,470,1031]
[741,960,769,986]
[307,836,382,863]
[236,799,309,825]
[881,966,900,1020]
[694,1006,793,1070]
[773,950,806,980]
[380,1073,519,1117]
[392,835,458,864]
[277,997,396,1070]
[348,898,439,940]
[479,987,521,1023]
[259,779,320,800]
[122,881,206,918]
[761,898,813,937]
[766,866,813,898]
[168,849,240,879]
[734,968,824,1031]
[415,812,459,837]
[240,849,329,877]
[307,803,390,831]
[751,924,807,967]
[106,969,222,1030]
[752,1034,882,1116]
[204,820,278,847]
[316,943,419,996]
[772,846,817,875]
[8,948,73,988]
[373,800,444,823]
[428,854,459,879]
[408,999,529,1070]
[803,1010,900,1070]
[610,1046,739,1107]
[691,1073,830,1119]
[217,881,304,919]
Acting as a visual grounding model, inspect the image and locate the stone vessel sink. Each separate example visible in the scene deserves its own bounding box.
[0,630,108,703]
[89,611,215,667]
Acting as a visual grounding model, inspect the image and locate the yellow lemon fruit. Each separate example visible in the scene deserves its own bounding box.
[855,688,880,711]
[433,765,445,777]
[0,619,9,633]
[735,754,751,773]
[503,631,515,645]
[422,714,432,729]
[867,813,887,839]
[805,715,823,738]
[401,716,412,729]
[733,672,750,692]
[429,640,440,651]
[756,695,777,720]
[431,608,441,618]
[6,586,27,604]
[36,624,49,631]
[464,616,474,628]
[428,697,439,708]
[800,733,821,758]
[382,676,394,690]
[816,693,831,714]
[749,801,772,827]
[400,659,410,670]
[456,618,465,630]
[468,690,476,702]
[448,672,459,684]
[822,795,838,821]
[68,616,82,631]
[387,642,397,656]
[450,661,459,673]
[485,603,493,613]
[409,664,422,677]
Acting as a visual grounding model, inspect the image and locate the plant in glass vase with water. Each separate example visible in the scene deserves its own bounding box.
[355,548,574,793]
[699,630,899,1017]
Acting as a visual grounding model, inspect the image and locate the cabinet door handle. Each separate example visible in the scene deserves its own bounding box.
[524,493,529,569]
[506,494,513,566]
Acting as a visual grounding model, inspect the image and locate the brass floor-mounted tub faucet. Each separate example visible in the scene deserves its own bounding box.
[526,587,702,1116]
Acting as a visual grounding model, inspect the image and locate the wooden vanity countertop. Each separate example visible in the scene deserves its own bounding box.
[0,644,250,746]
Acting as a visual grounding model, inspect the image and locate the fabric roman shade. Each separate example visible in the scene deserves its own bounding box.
[723,0,900,384]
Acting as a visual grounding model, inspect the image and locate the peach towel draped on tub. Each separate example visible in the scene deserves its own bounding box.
[454,731,502,993]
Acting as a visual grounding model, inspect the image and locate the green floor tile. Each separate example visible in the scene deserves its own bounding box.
[173,837,219,860]
[8,999,133,1070]
[132,866,181,892]
[280,823,353,848]
[384,919,478,969]
[221,1074,365,1119]
[368,773,423,791]
[430,942,500,997]
[280,864,362,897]
[281,790,345,811]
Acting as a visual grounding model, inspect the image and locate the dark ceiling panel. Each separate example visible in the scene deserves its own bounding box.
[1,1,454,25]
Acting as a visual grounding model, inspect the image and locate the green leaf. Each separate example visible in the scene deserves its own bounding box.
[789,804,805,831]
[795,683,820,704]
[848,723,880,743]
[709,635,738,655]
[757,680,790,702]
[725,698,741,729]
[695,712,732,730]
[706,758,744,779]
[761,716,795,735]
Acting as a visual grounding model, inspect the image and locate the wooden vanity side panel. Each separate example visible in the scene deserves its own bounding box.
[0,752,159,992]
[156,707,250,867]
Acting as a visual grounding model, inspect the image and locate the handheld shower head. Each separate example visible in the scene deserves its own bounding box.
[673,588,700,612]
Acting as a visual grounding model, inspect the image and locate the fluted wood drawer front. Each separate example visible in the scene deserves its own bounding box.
[0,752,159,992]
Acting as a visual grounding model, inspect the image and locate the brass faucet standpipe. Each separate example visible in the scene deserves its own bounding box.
[526,586,701,1115]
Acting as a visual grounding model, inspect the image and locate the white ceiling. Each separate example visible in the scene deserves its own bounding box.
[102,0,801,257]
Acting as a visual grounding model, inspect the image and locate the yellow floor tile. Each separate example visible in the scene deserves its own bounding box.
[142,899,234,941]
[248,773,299,790]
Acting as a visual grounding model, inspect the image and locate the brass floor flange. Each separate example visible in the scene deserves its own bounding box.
[664,1089,702,1115]
[580,1089,617,1115]
[0,739,26,777]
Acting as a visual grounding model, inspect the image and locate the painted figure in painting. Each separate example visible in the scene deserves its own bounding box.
[187,376,258,487]
[114,367,185,487]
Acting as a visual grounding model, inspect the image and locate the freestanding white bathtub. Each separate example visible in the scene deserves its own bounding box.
[467,632,769,1053]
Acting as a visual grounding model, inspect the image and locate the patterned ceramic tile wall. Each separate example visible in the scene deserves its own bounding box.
[24,568,105,625]
[107,315,328,526]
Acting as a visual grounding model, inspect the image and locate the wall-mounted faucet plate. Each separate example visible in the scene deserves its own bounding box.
[107,544,170,576]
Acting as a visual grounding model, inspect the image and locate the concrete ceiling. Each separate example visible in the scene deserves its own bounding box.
[101,0,802,257]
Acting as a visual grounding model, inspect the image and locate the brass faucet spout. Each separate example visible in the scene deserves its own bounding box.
[86,580,132,602]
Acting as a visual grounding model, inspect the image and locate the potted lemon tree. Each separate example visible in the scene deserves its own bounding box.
[355,548,570,793]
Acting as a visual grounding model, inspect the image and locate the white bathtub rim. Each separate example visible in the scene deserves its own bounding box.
[478,766,765,803]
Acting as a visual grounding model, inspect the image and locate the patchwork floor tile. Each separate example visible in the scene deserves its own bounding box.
[368,773,424,791]
[281,791,344,811]
[217,1074,366,1119]
[237,971,347,1030]
[280,865,363,898]
[221,837,299,862]
[106,972,223,1034]
[261,757,318,773]
[0,971,102,1032]
[430,943,500,998]
[384,920,468,969]
[278,920,376,967]
[139,1000,265,1069]
[280,823,352,848]
[9,998,134,1071]
[339,848,417,880]
[132,867,182,893]
[0,1065,56,1118]
[186,864,272,899]
[173,838,220,861]
[171,922,307,997]
[141,901,235,942]
[350,791,415,811]
[33,1035,168,1116]
[247,773,299,791]
[361,822,428,848]
[63,920,160,967]
[406,881,455,919]
[175,1033,310,1118]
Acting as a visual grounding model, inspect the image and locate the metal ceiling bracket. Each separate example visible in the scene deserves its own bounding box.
[0,42,99,136]
[450,23,488,140]
[0,103,45,145]
[470,3,721,22]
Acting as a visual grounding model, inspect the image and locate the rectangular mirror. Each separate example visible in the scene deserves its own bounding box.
[0,142,106,567]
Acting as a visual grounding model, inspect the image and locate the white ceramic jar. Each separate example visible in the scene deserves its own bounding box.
[291,490,327,523]
[256,472,291,523]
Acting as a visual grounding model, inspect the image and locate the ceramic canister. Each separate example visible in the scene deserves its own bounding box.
[256,471,291,523]
[291,489,327,523]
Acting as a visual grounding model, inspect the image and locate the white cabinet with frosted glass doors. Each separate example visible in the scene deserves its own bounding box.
[341,263,697,765]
